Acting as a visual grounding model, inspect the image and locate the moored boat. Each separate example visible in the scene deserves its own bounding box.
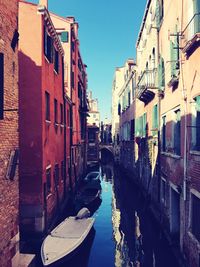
[41,208,95,266]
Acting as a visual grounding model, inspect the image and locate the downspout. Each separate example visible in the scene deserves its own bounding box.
[69,25,73,192]
[181,0,187,202]
[62,56,67,198]
[157,25,161,205]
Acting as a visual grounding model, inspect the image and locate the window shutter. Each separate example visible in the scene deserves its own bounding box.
[143,113,147,137]
[195,95,200,111]
[61,31,69,43]
[156,0,160,28]
[0,53,4,120]
[153,104,158,130]
[170,40,175,77]
[161,57,165,87]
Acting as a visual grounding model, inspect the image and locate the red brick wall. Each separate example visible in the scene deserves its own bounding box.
[0,0,19,266]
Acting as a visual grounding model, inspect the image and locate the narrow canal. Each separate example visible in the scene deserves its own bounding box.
[37,163,179,267]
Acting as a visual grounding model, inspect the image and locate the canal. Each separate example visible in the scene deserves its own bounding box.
[36,163,179,267]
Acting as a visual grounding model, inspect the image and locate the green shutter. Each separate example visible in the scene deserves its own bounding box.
[152,104,158,130]
[156,0,160,28]
[196,96,200,111]
[143,113,147,137]
[61,31,69,43]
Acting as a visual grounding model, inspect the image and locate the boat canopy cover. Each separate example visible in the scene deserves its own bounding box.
[75,207,90,219]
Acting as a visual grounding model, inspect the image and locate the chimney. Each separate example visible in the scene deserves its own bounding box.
[39,0,48,9]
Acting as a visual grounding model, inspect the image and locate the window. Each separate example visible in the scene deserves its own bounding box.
[162,115,166,151]
[192,96,200,151]
[0,53,4,120]
[158,57,165,88]
[174,109,181,155]
[54,48,59,73]
[170,25,180,79]
[61,31,69,43]
[54,164,59,186]
[142,113,147,137]
[193,0,200,34]
[54,99,58,124]
[44,27,53,62]
[71,71,74,89]
[191,193,200,242]
[118,102,121,115]
[46,167,51,194]
[130,119,134,141]
[11,29,19,51]
[128,91,131,106]
[156,0,164,28]
[88,131,95,142]
[45,92,50,121]
[60,103,63,124]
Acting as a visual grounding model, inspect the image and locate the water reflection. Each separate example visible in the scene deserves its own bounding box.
[35,163,179,267]
[111,165,178,267]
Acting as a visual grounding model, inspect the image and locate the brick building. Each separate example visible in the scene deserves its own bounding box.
[51,14,88,190]
[0,0,19,265]
[18,0,66,237]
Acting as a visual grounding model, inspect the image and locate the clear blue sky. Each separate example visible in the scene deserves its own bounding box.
[27,0,147,121]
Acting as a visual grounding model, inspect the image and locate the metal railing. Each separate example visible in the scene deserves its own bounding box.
[137,68,157,98]
[182,12,200,45]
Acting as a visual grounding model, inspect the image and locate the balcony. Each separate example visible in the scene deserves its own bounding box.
[182,13,200,56]
[136,69,157,103]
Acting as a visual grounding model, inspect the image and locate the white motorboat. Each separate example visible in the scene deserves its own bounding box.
[41,208,95,266]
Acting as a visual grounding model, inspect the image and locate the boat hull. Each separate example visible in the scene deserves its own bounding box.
[41,217,95,266]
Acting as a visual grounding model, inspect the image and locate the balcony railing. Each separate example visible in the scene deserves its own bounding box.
[136,69,157,103]
[182,13,200,55]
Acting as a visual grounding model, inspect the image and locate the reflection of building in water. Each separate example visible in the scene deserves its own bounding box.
[101,163,114,182]
[111,175,134,267]
[112,191,133,267]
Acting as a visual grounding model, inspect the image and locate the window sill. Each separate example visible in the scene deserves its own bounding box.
[190,150,200,156]
[161,152,181,159]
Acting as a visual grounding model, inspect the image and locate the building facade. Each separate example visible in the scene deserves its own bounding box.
[0,0,19,265]
[19,0,65,236]
[132,0,200,266]
[118,59,136,171]
[87,91,100,167]
[51,14,88,190]
[112,66,125,162]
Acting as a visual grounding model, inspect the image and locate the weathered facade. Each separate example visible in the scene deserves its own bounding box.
[118,59,136,172]
[111,66,125,162]
[51,14,88,190]
[112,0,200,266]
[0,0,19,265]
[18,0,65,236]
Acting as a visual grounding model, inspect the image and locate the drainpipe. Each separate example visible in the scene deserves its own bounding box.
[156,25,161,205]
[69,25,73,192]
[181,0,187,202]
[62,57,67,198]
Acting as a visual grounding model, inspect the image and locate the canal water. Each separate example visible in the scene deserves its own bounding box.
[36,163,179,267]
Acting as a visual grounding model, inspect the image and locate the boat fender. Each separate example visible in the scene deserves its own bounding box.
[75,207,90,220]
